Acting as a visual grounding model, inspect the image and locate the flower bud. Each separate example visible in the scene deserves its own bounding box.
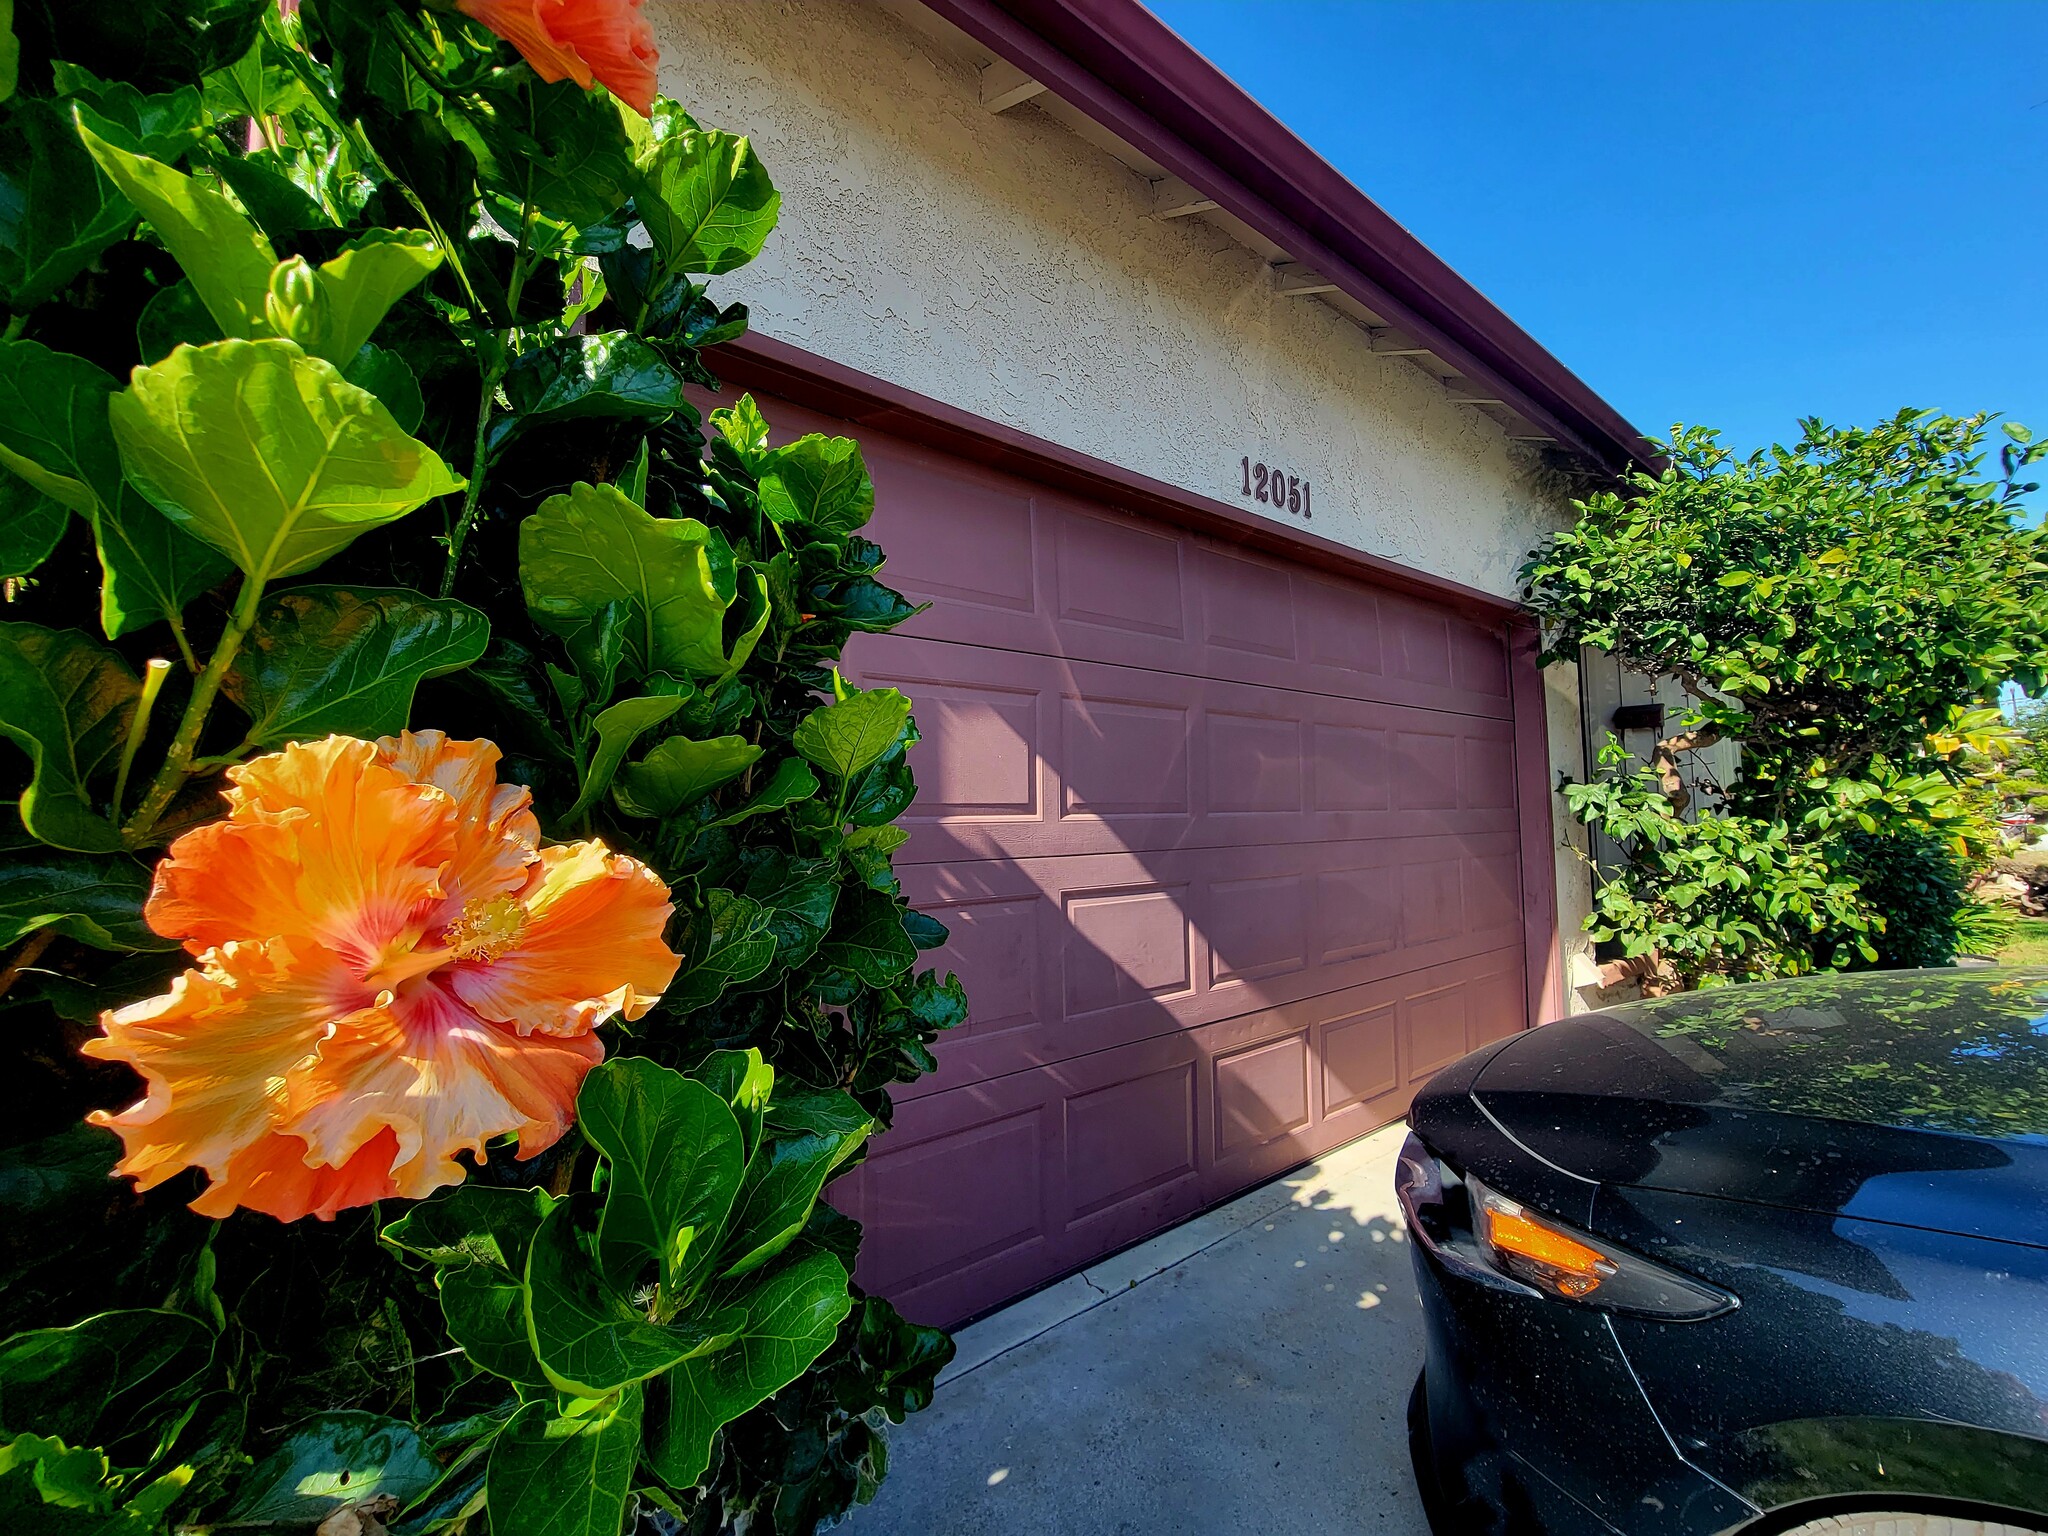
[263,257,329,351]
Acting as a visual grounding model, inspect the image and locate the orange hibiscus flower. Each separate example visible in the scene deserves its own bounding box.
[457,0,659,117]
[86,733,681,1222]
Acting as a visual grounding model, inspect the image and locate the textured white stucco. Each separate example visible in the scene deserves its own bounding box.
[647,0,1574,601]
[647,0,1591,964]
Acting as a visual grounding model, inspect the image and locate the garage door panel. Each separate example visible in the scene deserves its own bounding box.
[849,639,1519,863]
[857,443,1511,717]
[895,833,1523,1098]
[839,953,1522,1325]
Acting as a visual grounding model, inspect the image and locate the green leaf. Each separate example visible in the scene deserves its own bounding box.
[311,229,441,364]
[633,122,780,278]
[739,849,839,973]
[500,333,689,439]
[757,434,874,534]
[563,693,684,821]
[382,1186,554,1387]
[690,1049,774,1164]
[0,852,172,951]
[486,1384,642,1536]
[109,338,463,586]
[793,683,912,782]
[135,279,223,365]
[615,734,760,818]
[0,624,137,852]
[76,117,275,337]
[0,99,136,312]
[0,1309,210,1445]
[842,825,908,894]
[710,394,772,472]
[0,340,230,639]
[524,1199,746,1397]
[0,0,15,105]
[51,0,266,92]
[817,889,918,987]
[710,757,818,826]
[1715,569,1754,587]
[224,1412,438,1527]
[518,481,766,681]
[575,1059,745,1287]
[59,70,205,164]
[0,471,65,582]
[644,1250,851,1490]
[718,1117,871,1279]
[341,344,424,435]
[670,889,778,1011]
[224,586,489,747]
[454,77,639,229]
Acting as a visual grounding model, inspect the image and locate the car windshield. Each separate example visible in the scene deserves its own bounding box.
[1599,969,2048,1142]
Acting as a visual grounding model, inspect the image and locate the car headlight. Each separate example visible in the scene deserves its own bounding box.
[1396,1133,1738,1323]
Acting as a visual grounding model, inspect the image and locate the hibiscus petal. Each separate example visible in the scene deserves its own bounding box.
[377,730,540,917]
[457,0,592,88]
[285,979,602,1200]
[85,938,373,1196]
[447,841,680,1037]
[191,1126,402,1222]
[540,0,658,116]
[148,737,456,967]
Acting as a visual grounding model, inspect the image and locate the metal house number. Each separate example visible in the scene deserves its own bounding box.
[1240,456,1312,520]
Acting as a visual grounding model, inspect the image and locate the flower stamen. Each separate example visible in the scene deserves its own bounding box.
[444,894,529,963]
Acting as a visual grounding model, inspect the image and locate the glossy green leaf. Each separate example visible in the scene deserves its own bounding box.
[0,1309,210,1445]
[718,1117,871,1279]
[519,481,765,681]
[455,77,639,229]
[842,825,909,895]
[0,99,135,312]
[817,889,918,987]
[792,683,912,783]
[223,1412,437,1527]
[615,734,760,818]
[758,434,873,534]
[669,889,778,1011]
[645,1250,851,1490]
[487,1385,642,1536]
[382,1186,553,1386]
[311,230,441,363]
[0,852,172,952]
[524,1199,745,1397]
[76,119,276,337]
[710,757,819,826]
[691,1048,774,1164]
[575,1058,745,1288]
[60,71,205,163]
[710,393,773,473]
[0,471,65,582]
[633,122,779,278]
[500,333,689,436]
[563,692,683,821]
[739,849,839,973]
[0,624,137,853]
[224,586,489,746]
[0,0,15,105]
[109,338,463,585]
[50,0,266,92]
[0,340,231,638]
[341,344,424,435]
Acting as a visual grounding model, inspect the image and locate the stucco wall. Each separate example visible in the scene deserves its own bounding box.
[647,0,1574,600]
[646,0,1592,992]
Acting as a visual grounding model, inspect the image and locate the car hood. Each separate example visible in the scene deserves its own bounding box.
[1471,969,2048,1247]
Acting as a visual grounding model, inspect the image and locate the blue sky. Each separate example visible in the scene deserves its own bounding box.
[1149,0,2048,462]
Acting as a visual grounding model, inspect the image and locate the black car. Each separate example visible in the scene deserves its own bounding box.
[1399,968,2048,1536]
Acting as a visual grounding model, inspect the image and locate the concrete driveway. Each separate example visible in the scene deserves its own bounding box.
[845,1123,1432,1536]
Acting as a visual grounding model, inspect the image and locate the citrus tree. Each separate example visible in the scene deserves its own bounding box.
[1523,412,2048,989]
[0,2,959,1531]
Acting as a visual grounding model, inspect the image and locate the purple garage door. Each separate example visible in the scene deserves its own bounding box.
[754,393,1529,1327]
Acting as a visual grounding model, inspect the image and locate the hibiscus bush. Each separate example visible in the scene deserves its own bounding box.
[0,3,960,1533]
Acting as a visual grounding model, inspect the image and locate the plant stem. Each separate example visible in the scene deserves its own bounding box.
[438,359,505,598]
[0,930,57,1004]
[112,658,174,822]
[2,314,25,342]
[122,576,266,847]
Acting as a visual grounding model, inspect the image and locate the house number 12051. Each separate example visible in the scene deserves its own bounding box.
[1240,457,1312,520]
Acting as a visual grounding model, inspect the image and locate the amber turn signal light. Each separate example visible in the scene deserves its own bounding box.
[1472,1185,1618,1298]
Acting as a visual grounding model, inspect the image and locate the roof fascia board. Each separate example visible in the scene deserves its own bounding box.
[919,0,1655,475]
